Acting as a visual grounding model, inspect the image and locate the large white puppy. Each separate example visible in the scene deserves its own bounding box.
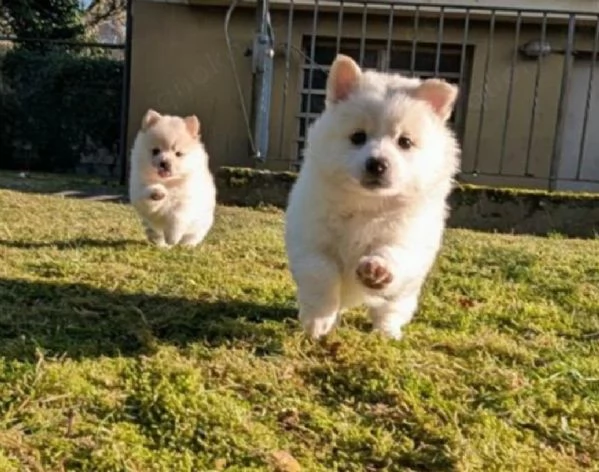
[129,109,216,248]
[284,55,460,340]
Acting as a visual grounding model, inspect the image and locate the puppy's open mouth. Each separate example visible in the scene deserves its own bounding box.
[157,168,172,178]
[361,177,391,191]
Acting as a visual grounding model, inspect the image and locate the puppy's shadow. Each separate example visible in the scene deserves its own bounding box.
[0,278,296,361]
[0,237,145,250]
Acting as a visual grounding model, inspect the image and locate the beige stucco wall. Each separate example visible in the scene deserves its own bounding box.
[128,1,596,189]
[128,2,256,171]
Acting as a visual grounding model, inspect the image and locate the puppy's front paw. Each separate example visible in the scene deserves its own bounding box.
[357,256,393,290]
[299,311,338,339]
[149,188,166,201]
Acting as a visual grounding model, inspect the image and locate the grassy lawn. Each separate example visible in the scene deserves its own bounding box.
[0,175,598,471]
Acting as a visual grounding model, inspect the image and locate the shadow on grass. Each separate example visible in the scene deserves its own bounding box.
[0,237,144,250]
[0,174,127,203]
[0,278,296,361]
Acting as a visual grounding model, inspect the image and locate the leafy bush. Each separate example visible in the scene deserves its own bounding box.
[0,47,123,172]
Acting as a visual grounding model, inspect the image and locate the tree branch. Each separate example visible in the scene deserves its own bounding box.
[84,0,125,30]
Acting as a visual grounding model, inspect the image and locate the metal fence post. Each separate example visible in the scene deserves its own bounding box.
[549,14,576,192]
[118,0,133,186]
[251,0,275,163]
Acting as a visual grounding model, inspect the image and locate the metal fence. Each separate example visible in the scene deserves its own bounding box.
[0,37,125,178]
[256,1,599,192]
[3,2,599,193]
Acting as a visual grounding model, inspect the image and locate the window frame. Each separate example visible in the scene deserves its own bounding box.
[293,36,473,166]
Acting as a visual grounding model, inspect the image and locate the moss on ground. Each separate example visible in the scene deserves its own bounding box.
[0,175,597,471]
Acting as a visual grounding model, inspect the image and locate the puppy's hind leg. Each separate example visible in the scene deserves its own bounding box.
[291,255,342,339]
[143,221,167,248]
[164,220,186,247]
[179,219,214,248]
[368,295,419,340]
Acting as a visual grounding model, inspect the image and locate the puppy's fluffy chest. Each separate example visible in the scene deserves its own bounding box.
[133,174,209,223]
[325,208,398,253]
[318,202,438,270]
[157,179,191,209]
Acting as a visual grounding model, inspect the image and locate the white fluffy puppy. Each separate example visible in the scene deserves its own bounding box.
[284,55,460,340]
[129,109,216,248]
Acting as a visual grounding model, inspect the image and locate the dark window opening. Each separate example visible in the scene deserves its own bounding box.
[295,36,473,164]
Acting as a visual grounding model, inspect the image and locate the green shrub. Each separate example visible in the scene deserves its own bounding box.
[0,47,123,172]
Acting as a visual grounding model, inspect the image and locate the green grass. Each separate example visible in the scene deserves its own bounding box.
[0,177,598,472]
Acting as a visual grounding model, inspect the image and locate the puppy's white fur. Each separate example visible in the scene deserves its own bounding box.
[285,55,460,339]
[129,109,216,248]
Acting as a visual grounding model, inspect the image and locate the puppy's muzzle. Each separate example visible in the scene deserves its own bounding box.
[362,157,390,189]
[158,160,171,172]
[157,159,172,177]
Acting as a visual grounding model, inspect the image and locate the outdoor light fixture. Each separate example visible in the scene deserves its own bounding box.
[519,40,553,59]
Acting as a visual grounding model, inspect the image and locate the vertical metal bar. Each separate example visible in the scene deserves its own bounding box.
[305,0,319,131]
[335,0,344,54]
[359,2,367,66]
[499,11,522,174]
[118,0,133,186]
[278,0,294,163]
[455,8,470,142]
[435,6,445,77]
[251,0,274,162]
[384,4,395,71]
[549,15,576,191]
[525,12,548,176]
[410,5,420,77]
[473,10,496,173]
[576,15,599,180]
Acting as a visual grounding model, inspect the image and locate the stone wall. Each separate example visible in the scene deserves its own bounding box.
[216,167,599,238]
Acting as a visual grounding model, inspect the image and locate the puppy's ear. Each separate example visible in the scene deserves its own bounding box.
[326,54,362,105]
[141,109,161,130]
[184,115,200,138]
[413,79,458,122]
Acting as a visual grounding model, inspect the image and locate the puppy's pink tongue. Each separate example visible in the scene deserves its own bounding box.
[158,169,170,178]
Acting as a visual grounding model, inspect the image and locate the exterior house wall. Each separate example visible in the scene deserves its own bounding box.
[128,3,256,170]
[128,1,597,189]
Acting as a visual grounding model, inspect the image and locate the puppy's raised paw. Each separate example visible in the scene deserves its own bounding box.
[149,188,166,201]
[357,256,393,290]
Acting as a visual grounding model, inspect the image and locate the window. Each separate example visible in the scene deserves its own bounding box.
[295,37,472,165]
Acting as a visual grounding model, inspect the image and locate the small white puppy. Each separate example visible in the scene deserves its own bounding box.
[129,109,216,248]
[285,55,460,340]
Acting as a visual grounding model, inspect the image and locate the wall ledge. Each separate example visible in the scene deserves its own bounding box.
[216,166,599,238]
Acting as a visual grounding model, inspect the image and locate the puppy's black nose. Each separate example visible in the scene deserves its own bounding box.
[158,160,170,171]
[365,157,389,177]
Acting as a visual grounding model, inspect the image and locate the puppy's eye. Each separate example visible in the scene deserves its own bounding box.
[175,151,183,158]
[397,136,413,150]
[151,148,160,156]
[350,130,367,146]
